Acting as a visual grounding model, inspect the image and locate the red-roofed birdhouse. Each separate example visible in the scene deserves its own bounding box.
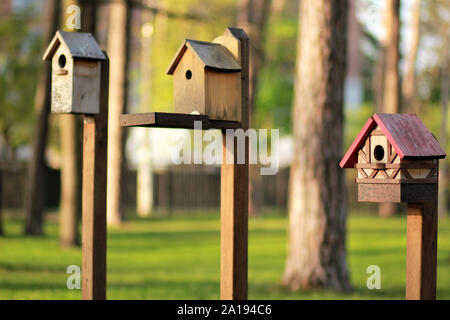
[340,113,446,203]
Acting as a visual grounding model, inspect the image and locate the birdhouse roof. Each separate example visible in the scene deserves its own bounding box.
[43,31,106,61]
[167,39,241,75]
[340,113,446,168]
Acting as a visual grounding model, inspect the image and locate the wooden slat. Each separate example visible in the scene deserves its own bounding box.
[357,168,368,178]
[406,201,438,300]
[390,168,400,179]
[120,112,241,130]
[355,162,437,169]
[403,168,413,179]
[81,55,108,300]
[216,27,249,300]
[356,178,438,184]
[379,169,389,179]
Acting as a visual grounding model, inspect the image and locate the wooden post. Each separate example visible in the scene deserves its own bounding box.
[81,55,109,300]
[406,200,438,300]
[217,28,249,300]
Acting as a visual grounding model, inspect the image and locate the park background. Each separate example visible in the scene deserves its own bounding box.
[0,0,449,299]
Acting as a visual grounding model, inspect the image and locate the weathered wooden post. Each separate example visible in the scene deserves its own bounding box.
[119,27,249,299]
[43,31,108,300]
[340,113,446,300]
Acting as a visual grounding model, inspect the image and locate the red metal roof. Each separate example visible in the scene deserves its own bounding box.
[340,113,446,168]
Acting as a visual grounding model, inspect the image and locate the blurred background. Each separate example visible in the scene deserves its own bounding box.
[0,0,449,299]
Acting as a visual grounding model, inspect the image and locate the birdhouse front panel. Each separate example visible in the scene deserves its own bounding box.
[340,113,445,203]
[173,48,206,116]
[51,45,74,113]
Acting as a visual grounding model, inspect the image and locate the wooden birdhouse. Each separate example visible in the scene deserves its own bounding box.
[167,39,242,122]
[340,113,446,203]
[43,31,106,114]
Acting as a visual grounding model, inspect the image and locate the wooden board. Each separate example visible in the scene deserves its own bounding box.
[120,112,241,130]
[358,183,438,203]
[81,55,108,300]
[215,27,249,300]
[406,201,438,300]
[206,69,241,122]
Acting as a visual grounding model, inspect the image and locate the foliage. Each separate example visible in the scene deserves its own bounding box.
[254,1,298,134]
[0,8,42,157]
[0,212,449,299]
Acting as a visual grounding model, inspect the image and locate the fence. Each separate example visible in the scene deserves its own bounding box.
[0,162,290,211]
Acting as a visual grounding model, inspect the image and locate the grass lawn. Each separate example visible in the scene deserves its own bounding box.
[0,211,449,300]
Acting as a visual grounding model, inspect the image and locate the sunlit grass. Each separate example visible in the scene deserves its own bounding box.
[0,211,449,300]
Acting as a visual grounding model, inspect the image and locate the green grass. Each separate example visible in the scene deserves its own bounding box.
[0,212,449,300]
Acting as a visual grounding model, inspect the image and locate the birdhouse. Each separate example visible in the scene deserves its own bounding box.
[167,39,242,122]
[43,31,106,114]
[340,113,446,203]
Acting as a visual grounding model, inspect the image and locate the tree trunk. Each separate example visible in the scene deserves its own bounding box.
[379,0,400,218]
[383,0,400,113]
[402,0,421,113]
[107,0,130,225]
[0,169,3,235]
[24,0,61,236]
[58,0,97,247]
[282,0,351,292]
[136,9,154,217]
[438,36,449,218]
[237,0,271,217]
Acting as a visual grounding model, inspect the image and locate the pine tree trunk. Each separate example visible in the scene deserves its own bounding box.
[282,0,351,292]
[107,0,130,225]
[379,0,400,218]
[402,0,421,113]
[136,9,154,217]
[438,37,449,218]
[24,0,61,236]
[237,0,271,216]
[0,169,3,235]
[58,0,97,247]
[383,0,400,113]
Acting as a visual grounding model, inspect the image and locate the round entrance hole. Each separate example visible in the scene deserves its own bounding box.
[58,54,67,68]
[374,145,385,161]
[185,70,192,80]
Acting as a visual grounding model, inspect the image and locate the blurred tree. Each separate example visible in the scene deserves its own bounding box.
[237,0,271,216]
[402,0,421,113]
[439,37,449,218]
[379,0,400,218]
[0,8,41,161]
[136,7,155,217]
[421,0,450,217]
[24,0,61,236]
[282,0,351,292]
[253,0,297,133]
[107,0,131,225]
[58,0,97,247]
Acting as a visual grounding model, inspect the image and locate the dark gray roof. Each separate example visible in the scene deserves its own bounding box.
[43,31,106,61]
[167,39,241,75]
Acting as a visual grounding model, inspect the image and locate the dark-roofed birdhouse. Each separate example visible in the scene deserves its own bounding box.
[43,31,106,114]
[167,39,242,122]
[340,113,446,203]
